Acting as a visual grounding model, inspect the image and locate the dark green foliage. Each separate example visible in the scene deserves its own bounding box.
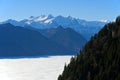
[58,16,120,80]
[116,16,120,25]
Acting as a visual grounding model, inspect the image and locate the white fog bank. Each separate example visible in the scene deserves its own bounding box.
[0,56,72,80]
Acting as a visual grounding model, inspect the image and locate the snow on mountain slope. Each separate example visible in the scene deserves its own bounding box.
[1,15,107,40]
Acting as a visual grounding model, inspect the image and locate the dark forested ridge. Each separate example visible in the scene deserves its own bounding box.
[58,16,120,80]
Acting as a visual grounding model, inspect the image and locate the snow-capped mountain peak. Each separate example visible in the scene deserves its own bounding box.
[44,18,53,24]
[1,15,108,40]
[35,16,48,22]
[27,15,54,22]
[100,19,111,23]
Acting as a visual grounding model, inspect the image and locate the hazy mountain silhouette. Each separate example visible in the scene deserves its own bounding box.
[39,26,87,53]
[0,23,75,58]
[24,25,87,53]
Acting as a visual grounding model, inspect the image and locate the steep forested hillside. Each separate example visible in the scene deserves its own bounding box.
[58,16,120,80]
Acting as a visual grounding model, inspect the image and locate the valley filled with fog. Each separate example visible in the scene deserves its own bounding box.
[0,56,72,80]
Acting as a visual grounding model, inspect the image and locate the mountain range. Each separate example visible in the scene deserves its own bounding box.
[0,23,75,58]
[0,23,87,58]
[0,15,108,40]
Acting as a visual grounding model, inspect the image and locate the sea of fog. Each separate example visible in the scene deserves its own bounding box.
[0,56,72,80]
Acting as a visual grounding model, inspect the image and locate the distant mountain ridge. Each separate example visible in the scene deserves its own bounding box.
[0,23,75,58]
[39,26,87,52]
[1,15,108,40]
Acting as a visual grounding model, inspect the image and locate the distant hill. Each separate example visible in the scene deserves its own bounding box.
[39,26,87,53]
[1,15,107,40]
[58,16,120,80]
[0,23,75,58]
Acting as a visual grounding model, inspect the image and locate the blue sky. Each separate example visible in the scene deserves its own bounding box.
[0,0,120,21]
